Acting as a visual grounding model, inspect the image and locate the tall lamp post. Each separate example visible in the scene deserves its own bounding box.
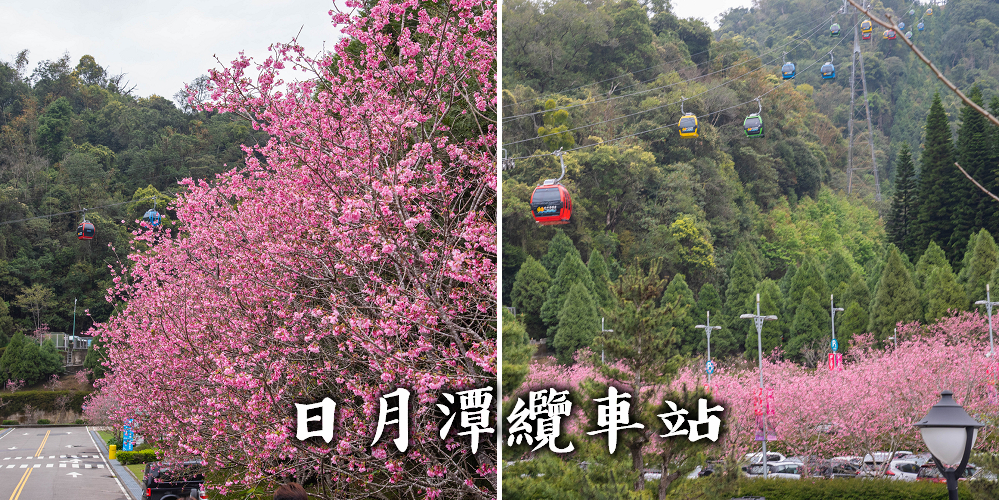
[829,295,844,369]
[889,328,897,350]
[694,311,721,386]
[740,294,778,478]
[914,390,984,500]
[974,284,998,357]
[600,317,613,363]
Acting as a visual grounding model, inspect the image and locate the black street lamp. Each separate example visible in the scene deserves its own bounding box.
[913,390,984,500]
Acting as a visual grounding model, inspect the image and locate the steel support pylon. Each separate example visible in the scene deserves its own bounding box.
[846,14,882,202]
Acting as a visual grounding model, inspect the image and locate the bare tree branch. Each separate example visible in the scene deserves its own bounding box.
[845,0,999,126]
[954,162,999,202]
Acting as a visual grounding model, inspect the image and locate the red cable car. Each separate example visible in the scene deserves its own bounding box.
[530,149,572,225]
[77,221,94,240]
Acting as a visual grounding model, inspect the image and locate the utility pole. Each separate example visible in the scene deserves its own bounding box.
[600,317,613,363]
[740,295,778,478]
[974,284,998,357]
[694,311,721,386]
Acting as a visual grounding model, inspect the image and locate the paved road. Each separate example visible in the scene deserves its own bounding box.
[0,427,129,500]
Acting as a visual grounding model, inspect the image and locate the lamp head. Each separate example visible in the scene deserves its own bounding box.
[913,391,984,467]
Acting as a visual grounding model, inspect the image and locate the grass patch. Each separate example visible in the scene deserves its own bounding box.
[126,463,145,482]
[97,430,114,444]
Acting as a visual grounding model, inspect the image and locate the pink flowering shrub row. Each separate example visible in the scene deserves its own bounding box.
[517,313,998,466]
[86,0,496,498]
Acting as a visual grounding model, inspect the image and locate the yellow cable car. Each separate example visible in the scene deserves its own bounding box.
[925,8,933,16]
[678,113,699,138]
[861,19,872,33]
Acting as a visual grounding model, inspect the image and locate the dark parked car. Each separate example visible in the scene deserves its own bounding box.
[141,461,207,500]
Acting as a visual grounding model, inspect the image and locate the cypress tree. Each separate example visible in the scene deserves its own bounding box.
[723,245,759,352]
[588,249,613,311]
[502,309,534,395]
[779,265,795,297]
[540,230,580,278]
[838,300,868,346]
[824,251,853,291]
[948,86,990,262]
[962,229,998,306]
[915,92,957,256]
[975,95,999,230]
[841,271,871,314]
[0,331,24,382]
[553,282,600,364]
[786,257,828,316]
[511,256,551,339]
[868,245,922,342]
[887,143,919,256]
[39,339,64,378]
[743,279,785,361]
[695,283,723,355]
[661,274,697,356]
[915,240,949,290]
[924,266,966,322]
[788,287,828,362]
[541,252,595,344]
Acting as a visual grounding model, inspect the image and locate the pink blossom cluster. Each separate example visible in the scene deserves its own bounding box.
[86,0,496,497]
[516,313,998,466]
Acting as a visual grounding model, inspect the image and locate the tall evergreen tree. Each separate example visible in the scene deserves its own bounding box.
[948,86,991,263]
[540,252,595,344]
[975,95,1000,230]
[510,256,551,339]
[838,300,868,346]
[788,286,828,363]
[502,309,534,396]
[841,271,871,314]
[785,256,827,317]
[553,282,599,364]
[588,249,613,311]
[887,143,919,256]
[868,246,922,342]
[823,251,853,291]
[0,331,24,382]
[661,274,697,356]
[915,92,957,256]
[914,240,949,290]
[723,245,759,353]
[962,229,998,307]
[779,265,795,297]
[743,279,785,362]
[923,266,966,322]
[540,230,580,278]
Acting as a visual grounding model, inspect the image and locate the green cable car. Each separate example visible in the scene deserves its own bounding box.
[743,114,764,138]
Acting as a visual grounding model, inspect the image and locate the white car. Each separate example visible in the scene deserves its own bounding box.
[859,459,920,481]
[743,452,787,464]
[745,461,802,479]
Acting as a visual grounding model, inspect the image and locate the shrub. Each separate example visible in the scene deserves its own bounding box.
[116,449,159,465]
[731,476,975,500]
[0,390,90,418]
[2,420,17,425]
[75,419,85,424]
[36,419,50,424]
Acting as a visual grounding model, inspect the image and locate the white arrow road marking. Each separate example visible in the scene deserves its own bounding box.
[67,472,82,477]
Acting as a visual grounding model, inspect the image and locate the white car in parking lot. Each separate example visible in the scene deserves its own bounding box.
[859,459,920,481]
[745,461,803,479]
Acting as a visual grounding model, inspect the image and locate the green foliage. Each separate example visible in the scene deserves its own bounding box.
[887,143,918,257]
[962,229,998,306]
[668,215,715,274]
[587,249,613,311]
[722,245,758,356]
[537,100,575,151]
[785,256,827,319]
[823,251,852,291]
[541,252,595,345]
[2,420,18,425]
[838,300,868,346]
[37,418,50,424]
[502,441,650,500]
[502,310,533,396]
[788,287,828,363]
[115,449,159,465]
[553,282,599,364]
[868,246,922,342]
[75,418,84,424]
[540,231,580,278]
[915,240,950,290]
[0,390,89,418]
[727,477,978,500]
[83,333,108,382]
[662,274,697,356]
[915,92,958,259]
[511,256,551,339]
[924,266,967,322]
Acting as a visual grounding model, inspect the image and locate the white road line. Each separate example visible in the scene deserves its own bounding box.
[15,456,21,459]
[72,464,79,468]
[97,465,104,469]
[5,464,12,468]
[2,457,7,460]
[46,463,53,467]
[60,463,66,468]
[49,455,54,458]
[60,455,66,458]
[85,464,92,468]
[32,464,40,468]
[87,426,130,500]
[19,464,26,468]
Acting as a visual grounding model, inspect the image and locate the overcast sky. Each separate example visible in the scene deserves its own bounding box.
[0,0,342,103]
[1,0,754,104]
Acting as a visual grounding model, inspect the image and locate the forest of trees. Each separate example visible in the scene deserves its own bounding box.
[0,51,260,383]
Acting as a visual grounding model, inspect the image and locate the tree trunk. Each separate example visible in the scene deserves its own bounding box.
[630,444,645,491]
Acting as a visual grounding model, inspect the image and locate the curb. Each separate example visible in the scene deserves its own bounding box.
[91,428,144,500]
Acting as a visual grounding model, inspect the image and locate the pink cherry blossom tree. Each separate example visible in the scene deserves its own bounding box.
[87,0,496,498]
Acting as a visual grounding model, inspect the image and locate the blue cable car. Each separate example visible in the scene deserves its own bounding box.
[898,21,905,30]
[917,21,925,31]
[821,62,836,79]
[781,62,796,79]
[144,209,161,227]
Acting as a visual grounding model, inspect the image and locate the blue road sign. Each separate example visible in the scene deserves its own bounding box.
[706,360,716,374]
[831,338,839,352]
